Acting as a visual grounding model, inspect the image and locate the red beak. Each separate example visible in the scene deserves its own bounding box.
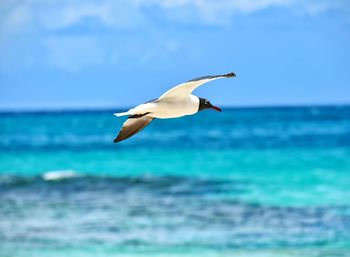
[210,105,222,112]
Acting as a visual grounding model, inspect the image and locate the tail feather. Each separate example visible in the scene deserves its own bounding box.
[114,111,130,117]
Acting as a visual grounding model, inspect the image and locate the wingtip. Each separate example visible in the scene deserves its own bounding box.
[113,137,120,143]
[224,72,236,78]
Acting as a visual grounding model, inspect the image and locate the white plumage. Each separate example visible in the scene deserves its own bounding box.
[114,95,199,119]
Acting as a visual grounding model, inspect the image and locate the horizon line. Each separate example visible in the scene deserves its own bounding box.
[0,102,349,114]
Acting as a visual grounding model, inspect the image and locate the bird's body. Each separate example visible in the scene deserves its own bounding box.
[116,94,199,119]
[113,72,236,143]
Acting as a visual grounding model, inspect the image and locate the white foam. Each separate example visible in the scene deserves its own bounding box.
[42,170,78,181]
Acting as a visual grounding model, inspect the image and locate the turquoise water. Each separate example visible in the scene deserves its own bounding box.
[1,106,350,256]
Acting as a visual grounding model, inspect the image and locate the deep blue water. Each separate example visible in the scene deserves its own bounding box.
[1,106,350,256]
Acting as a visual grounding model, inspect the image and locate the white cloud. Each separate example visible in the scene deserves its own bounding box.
[145,0,292,13]
[1,0,347,32]
[0,0,348,72]
[134,0,348,25]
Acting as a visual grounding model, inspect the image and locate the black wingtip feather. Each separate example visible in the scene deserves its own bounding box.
[224,72,236,78]
[188,72,236,82]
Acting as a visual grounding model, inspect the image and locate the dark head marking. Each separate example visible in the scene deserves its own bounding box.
[198,97,222,112]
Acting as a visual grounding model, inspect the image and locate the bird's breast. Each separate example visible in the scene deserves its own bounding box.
[151,95,199,119]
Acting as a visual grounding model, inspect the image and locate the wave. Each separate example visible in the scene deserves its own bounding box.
[0,174,247,201]
[0,172,230,188]
[0,171,81,187]
[42,170,79,181]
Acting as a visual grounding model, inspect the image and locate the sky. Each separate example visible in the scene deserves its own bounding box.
[0,0,350,110]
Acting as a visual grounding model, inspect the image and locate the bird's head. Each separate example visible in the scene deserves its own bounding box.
[198,97,222,112]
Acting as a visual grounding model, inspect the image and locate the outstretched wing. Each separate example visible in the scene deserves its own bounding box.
[114,116,154,143]
[159,72,236,100]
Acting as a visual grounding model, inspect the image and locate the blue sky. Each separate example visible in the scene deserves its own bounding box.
[0,0,349,110]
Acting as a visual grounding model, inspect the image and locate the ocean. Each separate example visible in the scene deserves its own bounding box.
[1,106,350,257]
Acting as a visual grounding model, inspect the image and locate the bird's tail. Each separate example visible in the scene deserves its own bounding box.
[114,111,131,117]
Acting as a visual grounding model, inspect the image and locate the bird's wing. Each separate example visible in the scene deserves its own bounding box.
[159,72,236,100]
[114,116,154,143]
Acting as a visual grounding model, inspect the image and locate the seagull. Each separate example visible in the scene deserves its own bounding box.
[113,72,236,143]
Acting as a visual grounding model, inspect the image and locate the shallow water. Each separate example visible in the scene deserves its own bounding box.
[1,106,350,256]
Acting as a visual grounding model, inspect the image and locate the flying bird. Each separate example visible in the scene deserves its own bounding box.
[113,72,236,143]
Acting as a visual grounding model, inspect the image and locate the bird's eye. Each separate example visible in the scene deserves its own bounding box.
[205,100,209,104]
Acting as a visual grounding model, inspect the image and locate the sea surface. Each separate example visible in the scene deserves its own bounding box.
[1,106,350,257]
